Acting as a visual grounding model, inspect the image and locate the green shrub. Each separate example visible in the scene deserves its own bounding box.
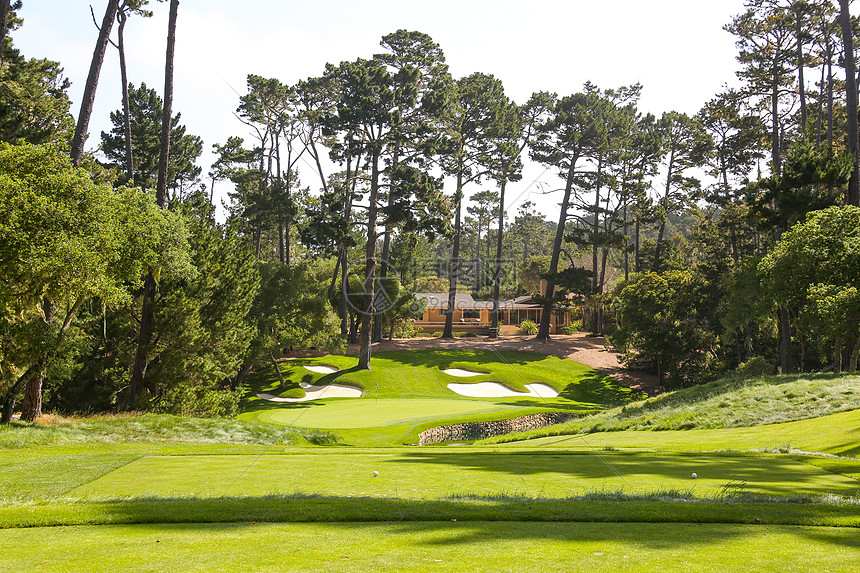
[391,319,423,338]
[154,385,242,418]
[431,331,443,338]
[560,324,579,335]
[520,320,538,335]
[735,356,773,378]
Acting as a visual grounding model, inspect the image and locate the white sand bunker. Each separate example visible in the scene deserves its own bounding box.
[442,368,489,377]
[447,382,559,398]
[257,381,362,403]
[304,365,339,374]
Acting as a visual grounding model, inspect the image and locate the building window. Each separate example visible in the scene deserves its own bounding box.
[463,309,480,319]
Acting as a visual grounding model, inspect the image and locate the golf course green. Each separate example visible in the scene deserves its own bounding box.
[238,350,635,444]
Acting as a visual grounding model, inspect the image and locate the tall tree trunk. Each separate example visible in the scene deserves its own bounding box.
[817,44,825,145]
[270,354,287,390]
[634,215,641,273]
[328,254,341,302]
[232,362,254,391]
[0,0,12,68]
[155,0,178,208]
[850,338,859,372]
[129,271,156,402]
[623,200,629,282]
[117,9,134,183]
[537,158,577,340]
[129,0,179,402]
[1,367,38,424]
[19,298,56,422]
[373,148,398,343]
[598,248,609,295]
[276,139,285,264]
[19,374,43,422]
[278,220,285,263]
[71,0,119,167]
[357,152,380,370]
[834,335,843,373]
[778,306,793,374]
[443,170,465,340]
[653,149,675,272]
[5,297,83,423]
[338,155,357,339]
[373,222,392,343]
[795,3,807,132]
[839,0,860,206]
[591,167,601,290]
[490,178,507,338]
[771,55,782,177]
[827,38,834,148]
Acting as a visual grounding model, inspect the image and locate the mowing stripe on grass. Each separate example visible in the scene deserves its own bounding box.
[67,452,860,500]
[2,497,860,529]
[2,522,859,572]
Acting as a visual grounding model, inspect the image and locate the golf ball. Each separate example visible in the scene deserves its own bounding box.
[373,471,379,477]
[691,472,698,479]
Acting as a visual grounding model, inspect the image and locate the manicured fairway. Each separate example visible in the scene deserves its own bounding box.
[69,451,860,499]
[2,522,859,572]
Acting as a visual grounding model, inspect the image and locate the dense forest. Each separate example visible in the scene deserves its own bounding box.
[2,0,860,422]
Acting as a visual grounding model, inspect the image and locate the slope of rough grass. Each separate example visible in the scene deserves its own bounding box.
[479,373,860,445]
[0,413,335,450]
[490,408,860,458]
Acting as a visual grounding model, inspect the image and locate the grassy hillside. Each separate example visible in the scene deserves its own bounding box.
[238,350,640,445]
[0,413,336,450]
[479,372,860,445]
[243,350,637,402]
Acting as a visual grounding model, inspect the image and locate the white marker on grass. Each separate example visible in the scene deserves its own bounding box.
[373,471,379,477]
[691,472,698,479]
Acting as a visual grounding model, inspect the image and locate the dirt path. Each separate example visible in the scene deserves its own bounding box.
[343,334,661,396]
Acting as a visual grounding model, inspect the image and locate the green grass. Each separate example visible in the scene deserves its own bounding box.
[492,407,860,458]
[479,372,860,445]
[63,451,859,500]
[3,522,859,572]
[239,350,636,444]
[2,359,860,571]
[4,494,860,528]
[243,350,637,401]
[0,413,335,449]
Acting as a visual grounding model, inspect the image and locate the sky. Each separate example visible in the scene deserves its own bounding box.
[13,0,764,221]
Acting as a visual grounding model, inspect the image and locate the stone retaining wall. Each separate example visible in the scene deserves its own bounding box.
[418,412,581,445]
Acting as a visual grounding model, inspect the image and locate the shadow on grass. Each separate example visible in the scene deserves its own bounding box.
[6,495,859,552]
[559,373,644,405]
[380,452,860,497]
